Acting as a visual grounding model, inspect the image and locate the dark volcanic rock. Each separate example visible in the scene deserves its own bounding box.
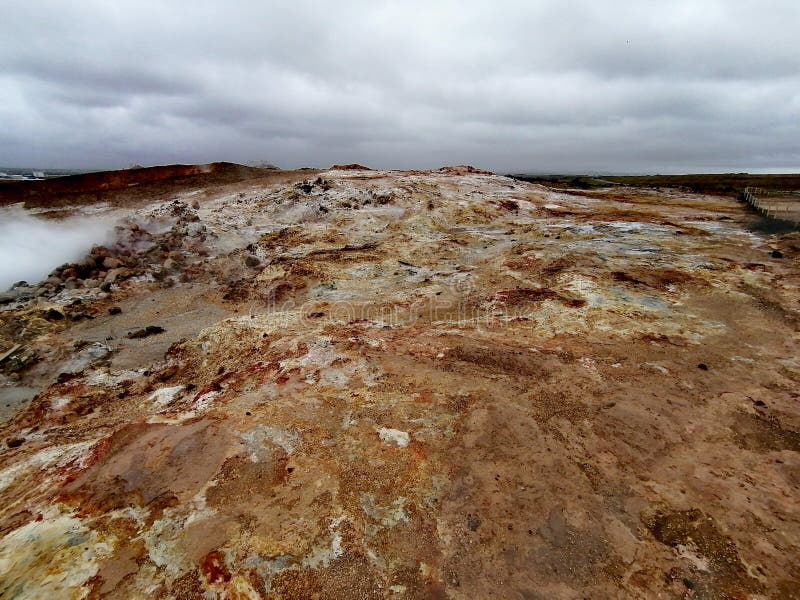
[126,326,166,339]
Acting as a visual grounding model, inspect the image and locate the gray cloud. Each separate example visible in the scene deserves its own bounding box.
[1,0,798,173]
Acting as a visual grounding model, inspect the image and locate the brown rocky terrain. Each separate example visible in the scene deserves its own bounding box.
[0,163,304,210]
[0,166,798,599]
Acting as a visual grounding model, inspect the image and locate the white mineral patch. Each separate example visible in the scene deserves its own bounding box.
[84,368,143,387]
[0,441,96,494]
[360,493,409,527]
[676,543,711,572]
[241,425,300,460]
[0,506,114,598]
[644,362,670,375]
[302,531,345,569]
[390,585,408,594]
[147,385,184,408]
[193,390,219,412]
[141,510,193,574]
[50,397,71,411]
[378,427,411,448]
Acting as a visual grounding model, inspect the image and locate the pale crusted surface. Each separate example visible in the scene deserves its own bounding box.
[0,169,799,599]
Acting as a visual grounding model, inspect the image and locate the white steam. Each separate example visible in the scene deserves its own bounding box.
[0,206,114,290]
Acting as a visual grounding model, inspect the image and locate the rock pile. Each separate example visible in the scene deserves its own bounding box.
[0,200,210,303]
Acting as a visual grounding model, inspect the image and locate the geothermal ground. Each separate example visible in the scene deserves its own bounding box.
[0,166,799,599]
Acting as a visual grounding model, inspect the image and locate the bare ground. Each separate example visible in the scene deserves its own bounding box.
[0,168,798,599]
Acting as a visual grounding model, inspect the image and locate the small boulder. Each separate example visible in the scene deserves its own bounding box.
[126,325,165,339]
[102,257,123,270]
[45,308,65,321]
[104,268,128,283]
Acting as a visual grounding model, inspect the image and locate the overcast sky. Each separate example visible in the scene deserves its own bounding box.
[1,0,798,173]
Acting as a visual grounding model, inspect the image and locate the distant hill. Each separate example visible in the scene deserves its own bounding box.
[0,162,282,208]
[509,173,800,195]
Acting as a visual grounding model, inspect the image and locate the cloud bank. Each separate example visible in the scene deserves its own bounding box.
[0,0,798,173]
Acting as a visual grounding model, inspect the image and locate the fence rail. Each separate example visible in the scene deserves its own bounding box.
[742,187,800,225]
